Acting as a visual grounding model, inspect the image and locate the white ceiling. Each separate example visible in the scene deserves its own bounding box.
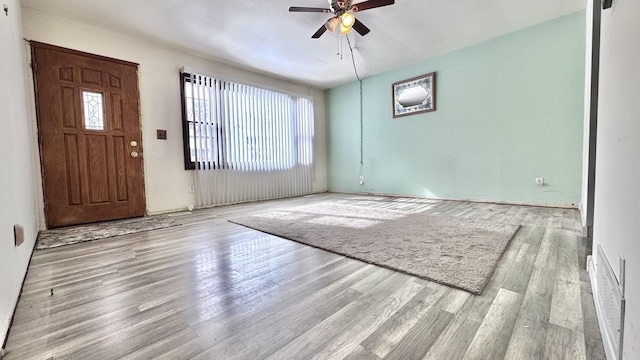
[20,0,585,89]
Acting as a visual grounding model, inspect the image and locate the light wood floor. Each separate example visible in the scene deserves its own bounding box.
[3,193,605,359]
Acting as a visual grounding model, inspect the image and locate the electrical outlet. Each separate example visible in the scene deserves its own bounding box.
[188,184,195,193]
[14,224,24,247]
[359,176,364,185]
[535,178,544,187]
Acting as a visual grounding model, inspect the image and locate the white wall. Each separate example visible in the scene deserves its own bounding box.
[21,8,328,215]
[0,0,41,345]
[593,0,640,358]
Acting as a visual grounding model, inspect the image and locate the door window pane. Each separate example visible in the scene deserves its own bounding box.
[82,91,105,130]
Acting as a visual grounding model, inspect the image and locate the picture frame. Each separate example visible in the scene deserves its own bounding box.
[392,72,436,118]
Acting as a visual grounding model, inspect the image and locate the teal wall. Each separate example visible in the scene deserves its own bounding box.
[326,11,586,205]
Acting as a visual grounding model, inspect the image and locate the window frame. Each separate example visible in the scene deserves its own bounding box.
[180,71,196,170]
[181,72,230,170]
[180,72,196,170]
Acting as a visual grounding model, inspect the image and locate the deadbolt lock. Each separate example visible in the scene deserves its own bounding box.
[130,140,138,147]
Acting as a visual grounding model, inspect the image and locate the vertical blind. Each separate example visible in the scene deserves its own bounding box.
[183,72,315,207]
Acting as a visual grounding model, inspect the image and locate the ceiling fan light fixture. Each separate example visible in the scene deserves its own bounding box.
[341,12,355,28]
[325,17,338,32]
[291,0,394,39]
[339,23,352,35]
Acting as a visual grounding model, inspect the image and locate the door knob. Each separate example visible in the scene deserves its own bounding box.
[130,151,139,158]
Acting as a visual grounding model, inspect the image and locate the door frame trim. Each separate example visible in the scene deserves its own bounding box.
[29,41,139,67]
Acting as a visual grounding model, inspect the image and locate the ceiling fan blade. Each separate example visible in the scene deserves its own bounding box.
[352,18,371,36]
[311,25,328,39]
[351,0,395,12]
[289,6,332,13]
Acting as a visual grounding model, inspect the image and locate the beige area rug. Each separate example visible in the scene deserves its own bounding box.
[229,203,519,294]
[36,215,180,250]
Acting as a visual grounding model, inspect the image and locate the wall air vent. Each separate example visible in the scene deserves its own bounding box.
[588,245,625,360]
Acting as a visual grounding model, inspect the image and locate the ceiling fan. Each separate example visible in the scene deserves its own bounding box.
[289,0,395,39]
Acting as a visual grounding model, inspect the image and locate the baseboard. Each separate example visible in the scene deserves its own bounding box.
[588,255,622,360]
[328,190,579,209]
[1,237,37,353]
[149,190,330,216]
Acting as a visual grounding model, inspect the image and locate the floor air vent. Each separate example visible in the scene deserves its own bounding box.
[588,245,625,360]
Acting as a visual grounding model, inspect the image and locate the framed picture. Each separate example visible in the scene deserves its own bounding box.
[392,72,436,118]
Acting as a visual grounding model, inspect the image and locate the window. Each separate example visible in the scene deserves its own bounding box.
[82,91,105,130]
[180,72,314,171]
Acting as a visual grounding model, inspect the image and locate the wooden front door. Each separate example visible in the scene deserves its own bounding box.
[32,42,145,228]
